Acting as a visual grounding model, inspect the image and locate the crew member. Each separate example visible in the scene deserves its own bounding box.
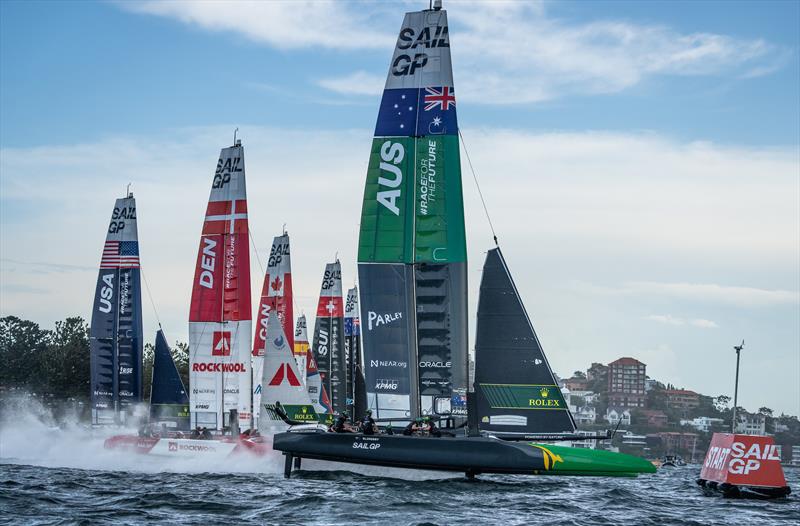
[403,418,423,436]
[360,410,377,435]
[332,412,354,433]
[425,418,442,438]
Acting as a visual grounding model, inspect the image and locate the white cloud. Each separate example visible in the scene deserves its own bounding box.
[116,1,786,104]
[689,318,719,329]
[317,71,385,96]
[644,314,719,328]
[2,125,798,413]
[628,282,799,307]
[118,0,394,50]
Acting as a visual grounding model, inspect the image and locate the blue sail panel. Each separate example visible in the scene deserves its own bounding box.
[149,330,190,430]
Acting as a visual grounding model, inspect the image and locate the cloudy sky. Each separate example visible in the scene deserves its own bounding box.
[1,1,798,415]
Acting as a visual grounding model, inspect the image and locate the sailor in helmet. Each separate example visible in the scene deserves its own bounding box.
[360,409,377,435]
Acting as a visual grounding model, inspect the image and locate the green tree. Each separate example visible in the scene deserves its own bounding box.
[572,370,586,379]
[758,407,773,417]
[0,316,52,392]
[40,317,90,399]
[172,340,190,391]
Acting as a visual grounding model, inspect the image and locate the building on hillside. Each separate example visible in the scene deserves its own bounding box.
[735,413,766,435]
[568,389,599,405]
[773,421,789,434]
[621,432,647,446]
[664,389,700,411]
[564,376,590,391]
[658,432,699,453]
[570,430,599,450]
[638,409,668,428]
[605,407,631,426]
[645,378,661,392]
[573,406,597,425]
[681,416,724,432]
[607,357,646,408]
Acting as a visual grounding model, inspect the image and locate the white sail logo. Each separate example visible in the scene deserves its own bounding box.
[98,273,114,313]
[377,141,404,216]
[212,331,231,356]
[198,237,217,289]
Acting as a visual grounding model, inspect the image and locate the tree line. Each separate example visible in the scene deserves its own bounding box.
[0,315,189,403]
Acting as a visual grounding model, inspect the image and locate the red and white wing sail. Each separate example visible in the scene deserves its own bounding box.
[189,144,252,431]
[252,233,293,427]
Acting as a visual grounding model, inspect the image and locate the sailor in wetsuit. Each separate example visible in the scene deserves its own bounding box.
[360,410,377,435]
[403,418,423,436]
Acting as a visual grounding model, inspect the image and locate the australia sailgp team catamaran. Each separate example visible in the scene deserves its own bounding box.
[273,0,655,478]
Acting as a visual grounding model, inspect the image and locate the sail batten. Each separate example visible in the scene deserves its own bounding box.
[90,194,143,425]
[475,248,576,435]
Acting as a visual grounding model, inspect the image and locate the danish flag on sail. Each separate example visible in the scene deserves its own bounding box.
[189,142,252,431]
[251,234,293,427]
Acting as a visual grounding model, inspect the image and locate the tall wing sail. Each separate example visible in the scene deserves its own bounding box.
[293,314,310,383]
[358,7,467,418]
[474,248,576,435]
[258,314,318,432]
[89,193,143,425]
[344,286,365,416]
[306,348,333,419]
[252,233,293,427]
[311,261,346,413]
[149,330,190,430]
[188,144,252,431]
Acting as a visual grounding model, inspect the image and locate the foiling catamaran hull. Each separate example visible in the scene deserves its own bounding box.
[104,434,272,459]
[273,431,656,478]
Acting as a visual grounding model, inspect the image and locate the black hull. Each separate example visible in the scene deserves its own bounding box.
[272,430,656,478]
[697,479,792,500]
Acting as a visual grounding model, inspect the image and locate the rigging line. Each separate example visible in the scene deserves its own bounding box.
[459,128,498,246]
[248,227,265,277]
[140,266,162,329]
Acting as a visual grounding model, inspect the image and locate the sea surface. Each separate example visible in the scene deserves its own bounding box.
[1,420,798,525]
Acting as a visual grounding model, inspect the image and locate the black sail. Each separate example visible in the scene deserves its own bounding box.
[474,248,576,435]
[149,330,190,430]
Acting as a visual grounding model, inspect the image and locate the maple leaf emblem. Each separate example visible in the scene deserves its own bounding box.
[271,276,282,292]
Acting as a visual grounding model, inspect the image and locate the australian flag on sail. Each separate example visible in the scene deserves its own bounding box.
[344,317,361,337]
[375,87,458,137]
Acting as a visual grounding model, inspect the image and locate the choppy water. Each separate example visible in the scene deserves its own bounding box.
[1,415,798,525]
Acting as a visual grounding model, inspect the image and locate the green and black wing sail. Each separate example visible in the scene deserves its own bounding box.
[358,6,467,419]
[475,248,576,435]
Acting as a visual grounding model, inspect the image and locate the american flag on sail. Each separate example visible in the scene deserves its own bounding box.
[100,241,140,268]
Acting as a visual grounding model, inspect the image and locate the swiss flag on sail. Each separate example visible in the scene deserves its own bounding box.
[269,363,301,387]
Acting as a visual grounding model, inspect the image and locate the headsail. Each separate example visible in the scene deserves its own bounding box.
[358,6,467,418]
[252,233,293,427]
[293,314,310,383]
[474,248,576,435]
[89,193,143,425]
[188,143,252,431]
[149,330,189,430]
[311,261,346,414]
[258,314,318,432]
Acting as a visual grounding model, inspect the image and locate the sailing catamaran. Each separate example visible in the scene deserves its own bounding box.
[310,261,346,415]
[189,140,252,432]
[252,233,294,428]
[293,315,310,383]
[344,286,367,418]
[104,141,269,458]
[273,1,655,478]
[90,192,143,426]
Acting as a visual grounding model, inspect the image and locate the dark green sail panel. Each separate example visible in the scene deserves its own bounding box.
[414,136,466,264]
[358,138,416,263]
